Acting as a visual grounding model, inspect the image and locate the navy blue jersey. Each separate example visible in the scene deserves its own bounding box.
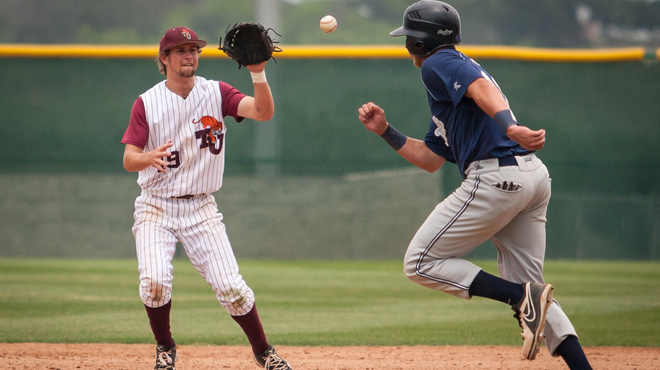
[421,48,531,178]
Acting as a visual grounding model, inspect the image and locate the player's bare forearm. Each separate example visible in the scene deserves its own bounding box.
[237,86,274,122]
[252,83,274,121]
[467,78,545,151]
[358,103,444,172]
[236,61,274,122]
[397,138,446,173]
[506,125,546,151]
[123,141,173,173]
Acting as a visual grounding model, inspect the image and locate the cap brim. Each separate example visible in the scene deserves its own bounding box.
[183,40,207,49]
[389,27,407,37]
[389,27,430,40]
[164,40,207,51]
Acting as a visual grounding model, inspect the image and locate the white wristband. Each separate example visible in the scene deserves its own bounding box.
[250,71,267,84]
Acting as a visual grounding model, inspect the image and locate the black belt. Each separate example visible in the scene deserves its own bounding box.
[171,194,197,199]
[498,156,518,167]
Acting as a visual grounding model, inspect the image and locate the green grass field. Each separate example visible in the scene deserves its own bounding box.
[0,258,658,347]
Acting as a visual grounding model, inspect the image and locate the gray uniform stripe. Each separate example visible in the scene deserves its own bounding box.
[414,174,481,290]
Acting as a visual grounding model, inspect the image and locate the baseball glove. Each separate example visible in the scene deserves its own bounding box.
[219,22,282,69]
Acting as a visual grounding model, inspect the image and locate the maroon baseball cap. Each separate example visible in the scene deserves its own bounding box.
[159,27,207,52]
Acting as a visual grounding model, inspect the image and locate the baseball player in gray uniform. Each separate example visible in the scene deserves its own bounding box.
[121,26,292,370]
[358,2,592,369]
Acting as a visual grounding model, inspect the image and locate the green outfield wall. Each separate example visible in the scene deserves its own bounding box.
[0,46,658,260]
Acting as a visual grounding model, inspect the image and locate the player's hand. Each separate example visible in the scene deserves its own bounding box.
[506,125,545,151]
[246,61,267,73]
[146,140,174,173]
[358,102,388,135]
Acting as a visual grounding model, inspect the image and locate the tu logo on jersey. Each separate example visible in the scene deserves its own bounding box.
[192,116,224,155]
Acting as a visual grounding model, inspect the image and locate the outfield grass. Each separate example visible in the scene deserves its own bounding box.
[0,258,658,347]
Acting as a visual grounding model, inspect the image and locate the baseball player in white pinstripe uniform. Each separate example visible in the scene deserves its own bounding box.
[121,26,292,370]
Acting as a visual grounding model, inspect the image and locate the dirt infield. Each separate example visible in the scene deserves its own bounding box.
[1,343,658,369]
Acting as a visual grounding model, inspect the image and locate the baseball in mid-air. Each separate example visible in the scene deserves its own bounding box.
[320,15,337,33]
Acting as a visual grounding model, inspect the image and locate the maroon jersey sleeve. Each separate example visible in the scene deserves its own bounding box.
[220,81,247,123]
[121,97,149,149]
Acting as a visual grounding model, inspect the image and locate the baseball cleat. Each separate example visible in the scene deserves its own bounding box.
[512,282,554,361]
[253,345,293,370]
[154,344,177,370]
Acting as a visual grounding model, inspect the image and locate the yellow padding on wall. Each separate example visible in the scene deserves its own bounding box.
[0,44,652,62]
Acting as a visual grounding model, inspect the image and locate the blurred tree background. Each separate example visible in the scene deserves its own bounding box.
[0,0,659,48]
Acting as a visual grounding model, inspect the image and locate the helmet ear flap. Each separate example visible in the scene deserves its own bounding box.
[405,36,427,57]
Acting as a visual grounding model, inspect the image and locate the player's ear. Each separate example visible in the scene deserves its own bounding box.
[159,51,169,65]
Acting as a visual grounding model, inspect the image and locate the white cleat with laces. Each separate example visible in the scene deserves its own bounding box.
[253,345,293,370]
[512,282,554,360]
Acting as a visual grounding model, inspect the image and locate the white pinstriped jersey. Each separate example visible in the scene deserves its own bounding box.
[124,75,255,316]
[131,76,235,198]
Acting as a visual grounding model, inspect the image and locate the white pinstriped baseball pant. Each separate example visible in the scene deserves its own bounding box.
[132,193,255,316]
[403,154,577,355]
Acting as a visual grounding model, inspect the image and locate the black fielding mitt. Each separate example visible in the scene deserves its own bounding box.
[219,22,282,69]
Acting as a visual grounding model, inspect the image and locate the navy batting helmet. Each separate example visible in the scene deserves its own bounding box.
[390,0,461,57]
